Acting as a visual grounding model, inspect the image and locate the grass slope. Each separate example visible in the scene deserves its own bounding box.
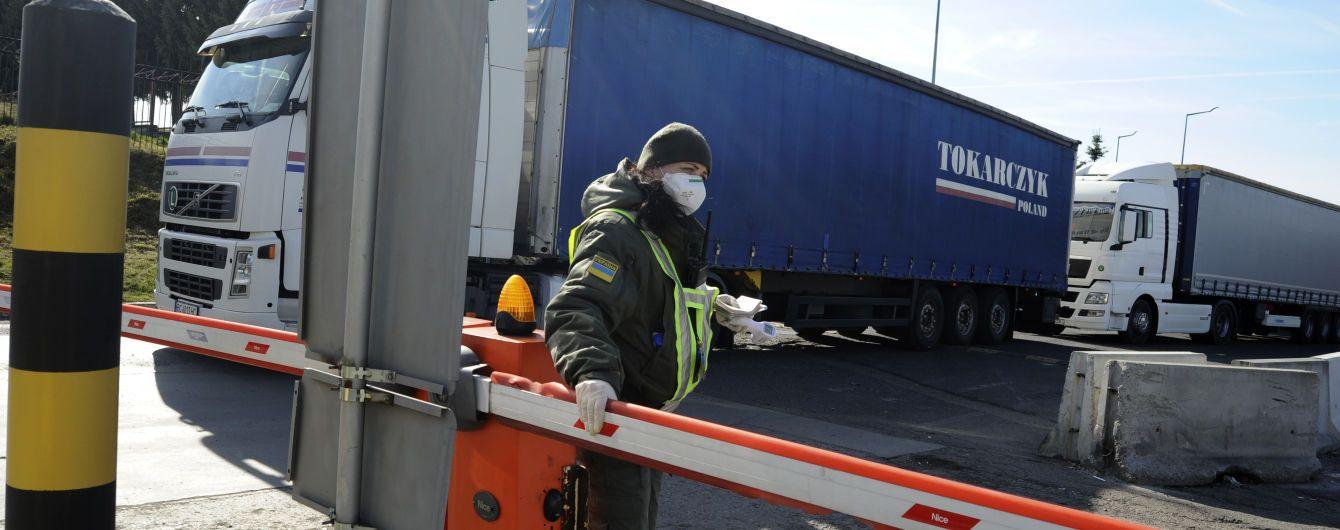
[0,125,164,302]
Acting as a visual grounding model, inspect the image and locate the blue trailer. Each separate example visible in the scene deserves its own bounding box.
[469,0,1078,349]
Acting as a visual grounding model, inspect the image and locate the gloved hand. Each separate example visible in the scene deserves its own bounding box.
[575,379,618,435]
[713,294,776,342]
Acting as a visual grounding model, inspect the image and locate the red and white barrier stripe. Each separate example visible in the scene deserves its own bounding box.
[483,373,1150,530]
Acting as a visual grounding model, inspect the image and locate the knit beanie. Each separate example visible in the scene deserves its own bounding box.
[636,122,712,175]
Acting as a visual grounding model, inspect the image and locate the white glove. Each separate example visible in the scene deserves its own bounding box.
[713,294,766,321]
[713,295,776,343]
[575,379,618,435]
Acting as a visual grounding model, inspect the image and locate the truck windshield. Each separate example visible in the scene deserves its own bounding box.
[1071,202,1115,242]
[189,36,308,118]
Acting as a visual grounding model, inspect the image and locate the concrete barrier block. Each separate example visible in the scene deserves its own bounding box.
[1315,352,1340,453]
[1233,358,1337,453]
[1107,361,1320,486]
[1039,351,1205,464]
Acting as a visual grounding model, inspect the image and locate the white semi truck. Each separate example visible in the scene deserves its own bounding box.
[154,0,526,330]
[1059,162,1340,344]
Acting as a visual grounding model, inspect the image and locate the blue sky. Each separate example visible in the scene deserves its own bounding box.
[708,0,1340,203]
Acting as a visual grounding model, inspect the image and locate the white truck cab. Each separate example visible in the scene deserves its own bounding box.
[155,0,525,330]
[1060,162,1211,343]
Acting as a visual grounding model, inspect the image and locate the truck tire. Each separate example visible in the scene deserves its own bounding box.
[1315,312,1333,345]
[1194,301,1236,345]
[942,287,978,345]
[899,285,943,350]
[974,288,1012,345]
[1291,311,1317,344]
[1120,299,1155,345]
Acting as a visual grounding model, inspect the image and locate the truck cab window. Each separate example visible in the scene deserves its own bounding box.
[191,36,309,119]
[1135,209,1153,239]
[1071,202,1115,242]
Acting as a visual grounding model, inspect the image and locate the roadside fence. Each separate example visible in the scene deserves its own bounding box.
[0,35,201,155]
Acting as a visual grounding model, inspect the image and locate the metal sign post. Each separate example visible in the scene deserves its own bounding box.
[289,0,488,528]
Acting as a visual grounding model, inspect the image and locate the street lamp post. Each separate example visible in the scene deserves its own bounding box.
[1115,130,1137,162]
[932,0,941,84]
[1180,106,1218,164]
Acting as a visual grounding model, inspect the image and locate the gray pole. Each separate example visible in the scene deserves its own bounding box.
[335,0,392,525]
[1179,106,1217,164]
[931,0,941,84]
[1115,130,1137,162]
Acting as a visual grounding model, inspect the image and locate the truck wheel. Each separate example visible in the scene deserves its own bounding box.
[1291,311,1317,344]
[1315,313,1333,345]
[942,287,978,345]
[974,288,1012,346]
[1194,301,1236,345]
[899,285,943,350]
[1121,299,1155,345]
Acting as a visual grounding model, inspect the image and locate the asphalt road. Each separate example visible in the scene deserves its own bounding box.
[0,321,1337,529]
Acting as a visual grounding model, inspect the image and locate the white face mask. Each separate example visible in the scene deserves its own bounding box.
[661,172,707,215]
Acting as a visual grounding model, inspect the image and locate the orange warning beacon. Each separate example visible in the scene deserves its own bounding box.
[495,275,537,336]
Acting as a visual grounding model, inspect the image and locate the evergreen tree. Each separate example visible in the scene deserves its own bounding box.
[1085,132,1108,162]
[3,0,245,69]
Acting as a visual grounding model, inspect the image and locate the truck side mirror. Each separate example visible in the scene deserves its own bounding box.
[1111,211,1138,250]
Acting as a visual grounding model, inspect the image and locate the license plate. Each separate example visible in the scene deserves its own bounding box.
[174,300,201,316]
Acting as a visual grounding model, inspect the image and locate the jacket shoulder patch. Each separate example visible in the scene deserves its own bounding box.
[589,254,620,283]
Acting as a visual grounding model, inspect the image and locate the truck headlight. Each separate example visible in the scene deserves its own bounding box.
[231,250,252,296]
[1084,292,1109,305]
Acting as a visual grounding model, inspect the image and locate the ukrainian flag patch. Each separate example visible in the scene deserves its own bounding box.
[590,255,620,283]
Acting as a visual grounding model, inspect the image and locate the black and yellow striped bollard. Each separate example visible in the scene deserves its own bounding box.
[6,0,135,528]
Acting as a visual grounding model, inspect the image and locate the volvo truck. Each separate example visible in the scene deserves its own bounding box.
[154,0,525,330]
[1060,162,1340,344]
[159,0,1077,350]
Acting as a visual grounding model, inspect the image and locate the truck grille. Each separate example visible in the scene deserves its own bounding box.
[163,238,228,269]
[1062,290,1080,303]
[1068,258,1092,279]
[165,269,222,301]
[1057,306,1075,319]
[163,182,238,220]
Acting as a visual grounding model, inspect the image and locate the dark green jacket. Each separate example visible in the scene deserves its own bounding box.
[545,159,705,407]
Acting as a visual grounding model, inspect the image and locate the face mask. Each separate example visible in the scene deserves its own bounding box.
[661,172,707,215]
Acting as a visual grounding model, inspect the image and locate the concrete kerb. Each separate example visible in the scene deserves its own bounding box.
[1039,351,1206,464]
[1232,357,1338,453]
[1106,361,1320,486]
[1314,352,1340,453]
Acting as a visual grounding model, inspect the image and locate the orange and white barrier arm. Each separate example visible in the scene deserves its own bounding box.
[0,284,1147,528]
[480,373,1151,530]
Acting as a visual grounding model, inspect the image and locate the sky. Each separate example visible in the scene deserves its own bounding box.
[706,0,1340,203]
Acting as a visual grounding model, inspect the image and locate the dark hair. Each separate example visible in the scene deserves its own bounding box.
[630,166,692,236]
